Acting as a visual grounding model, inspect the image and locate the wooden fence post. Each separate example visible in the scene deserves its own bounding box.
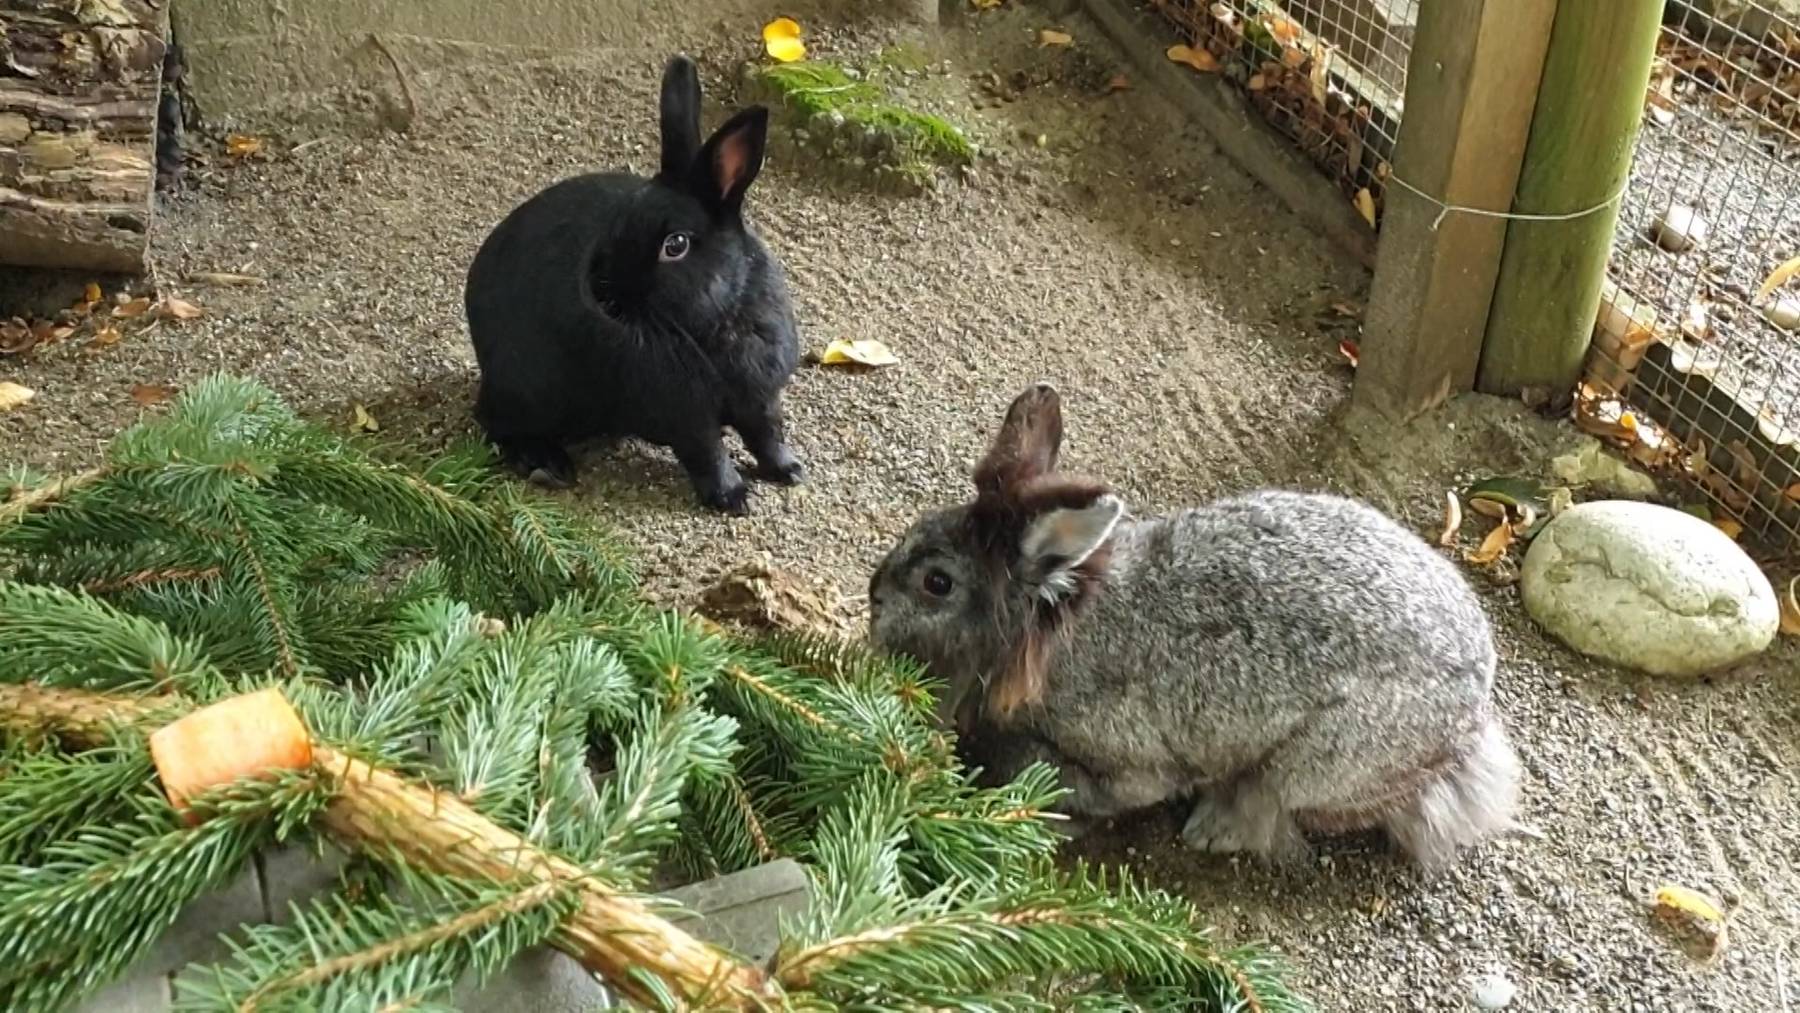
[1350,0,1559,422]
[1476,0,1664,398]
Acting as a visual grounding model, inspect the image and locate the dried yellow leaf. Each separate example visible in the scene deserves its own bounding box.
[1780,576,1799,637]
[0,380,34,411]
[1039,28,1073,46]
[1265,15,1302,44]
[113,296,152,318]
[1437,490,1462,547]
[818,338,899,368]
[160,297,203,321]
[1166,44,1220,74]
[762,17,806,62]
[83,281,102,305]
[1650,883,1729,960]
[225,133,265,158]
[88,325,123,349]
[1756,254,1800,303]
[1464,518,1514,565]
[351,403,380,433]
[1354,188,1376,227]
[1712,517,1743,540]
[130,382,175,406]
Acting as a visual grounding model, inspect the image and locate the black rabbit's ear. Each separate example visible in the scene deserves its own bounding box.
[689,106,768,214]
[658,55,703,182]
[973,382,1063,500]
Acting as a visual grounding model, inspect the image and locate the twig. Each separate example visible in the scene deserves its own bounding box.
[0,467,108,527]
[1779,934,1792,1013]
[367,34,417,131]
[186,271,266,288]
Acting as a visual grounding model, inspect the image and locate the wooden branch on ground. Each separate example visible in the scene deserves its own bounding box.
[0,0,167,273]
[0,682,781,1009]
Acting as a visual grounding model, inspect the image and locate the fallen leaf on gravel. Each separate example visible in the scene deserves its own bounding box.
[1166,44,1220,74]
[83,282,101,305]
[0,381,35,411]
[130,382,175,406]
[1106,73,1130,92]
[1756,254,1799,302]
[971,0,1003,8]
[0,319,31,355]
[819,338,899,368]
[112,296,152,318]
[1463,518,1514,565]
[1330,301,1360,318]
[1712,517,1743,540]
[1336,338,1358,368]
[1039,29,1073,46]
[1651,883,1729,961]
[87,325,123,349]
[1437,491,1462,546]
[351,403,379,432]
[1247,73,1268,91]
[225,133,265,158]
[1780,576,1799,637]
[159,297,203,321]
[762,17,806,63]
[1354,188,1376,227]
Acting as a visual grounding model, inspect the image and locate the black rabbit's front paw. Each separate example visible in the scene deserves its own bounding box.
[498,438,576,490]
[700,480,752,516]
[754,451,806,486]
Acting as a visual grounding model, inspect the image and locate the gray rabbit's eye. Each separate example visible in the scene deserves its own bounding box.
[659,232,692,262]
[922,568,953,598]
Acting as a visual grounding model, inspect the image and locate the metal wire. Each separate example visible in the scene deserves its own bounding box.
[1590,0,1800,547]
[1147,0,1416,220]
[1144,0,1800,548]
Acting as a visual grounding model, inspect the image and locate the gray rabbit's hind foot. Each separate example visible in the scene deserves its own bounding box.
[1180,782,1310,867]
[1381,716,1522,871]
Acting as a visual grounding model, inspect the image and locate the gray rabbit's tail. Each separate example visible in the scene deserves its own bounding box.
[1383,713,1522,869]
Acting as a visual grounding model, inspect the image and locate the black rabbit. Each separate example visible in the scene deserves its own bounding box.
[464,54,804,514]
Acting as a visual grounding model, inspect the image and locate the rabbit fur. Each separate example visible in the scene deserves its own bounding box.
[867,382,1522,869]
[463,54,803,514]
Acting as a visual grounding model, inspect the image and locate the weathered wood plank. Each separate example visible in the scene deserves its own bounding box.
[1349,0,1558,422]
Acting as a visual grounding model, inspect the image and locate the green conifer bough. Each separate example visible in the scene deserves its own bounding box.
[0,375,1306,1012]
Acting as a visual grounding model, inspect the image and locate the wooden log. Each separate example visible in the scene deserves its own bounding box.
[1476,0,1665,398]
[1349,0,1558,422]
[0,0,167,274]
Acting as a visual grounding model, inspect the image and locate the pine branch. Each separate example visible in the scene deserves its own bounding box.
[0,582,225,696]
[0,740,157,864]
[0,774,327,1013]
[173,870,575,1012]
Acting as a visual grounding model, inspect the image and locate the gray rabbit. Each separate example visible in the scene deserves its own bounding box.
[867,382,1521,869]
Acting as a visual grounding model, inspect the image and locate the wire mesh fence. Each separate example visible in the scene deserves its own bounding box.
[1147,0,1415,225]
[1142,0,1800,548]
[1586,1,1800,547]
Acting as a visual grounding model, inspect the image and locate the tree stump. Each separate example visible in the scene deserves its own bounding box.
[1,0,167,274]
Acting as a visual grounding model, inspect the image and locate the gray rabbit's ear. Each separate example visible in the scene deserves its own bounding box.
[1019,493,1124,597]
[974,382,1063,499]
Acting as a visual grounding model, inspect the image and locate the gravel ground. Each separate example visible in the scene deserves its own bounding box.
[3,4,1799,1011]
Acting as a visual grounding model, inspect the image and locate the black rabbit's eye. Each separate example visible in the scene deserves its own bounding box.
[922,568,953,598]
[659,232,692,262]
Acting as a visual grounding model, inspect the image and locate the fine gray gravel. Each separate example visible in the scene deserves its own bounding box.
[3,5,1797,1011]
